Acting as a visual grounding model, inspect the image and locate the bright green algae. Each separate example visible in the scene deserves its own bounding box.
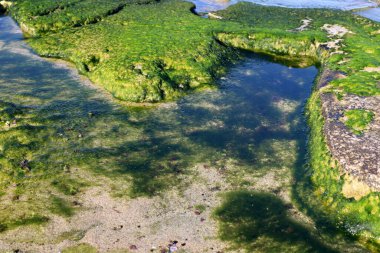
[2,0,380,250]
[343,109,375,135]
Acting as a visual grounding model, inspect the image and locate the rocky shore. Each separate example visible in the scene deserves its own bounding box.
[317,70,380,200]
[321,92,379,190]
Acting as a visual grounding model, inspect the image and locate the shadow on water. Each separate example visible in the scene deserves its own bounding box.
[214,190,340,253]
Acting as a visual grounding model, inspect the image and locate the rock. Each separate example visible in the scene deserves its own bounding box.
[208,12,223,19]
[20,159,30,170]
[319,72,380,191]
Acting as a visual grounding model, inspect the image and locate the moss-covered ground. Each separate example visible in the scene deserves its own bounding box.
[2,0,380,251]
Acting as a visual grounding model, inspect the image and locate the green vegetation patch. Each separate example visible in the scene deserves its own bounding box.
[17,0,247,102]
[62,243,98,253]
[329,71,380,96]
[342,109,375,135]
[11,0,157,35]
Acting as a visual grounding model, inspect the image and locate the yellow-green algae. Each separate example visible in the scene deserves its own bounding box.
[343,109,375,135]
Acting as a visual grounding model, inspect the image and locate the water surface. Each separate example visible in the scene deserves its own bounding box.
[356,7,380,21]
[190,0,378,12]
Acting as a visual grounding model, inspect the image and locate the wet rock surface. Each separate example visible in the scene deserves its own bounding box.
[320,81,380,190]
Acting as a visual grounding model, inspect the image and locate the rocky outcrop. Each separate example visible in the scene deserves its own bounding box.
[319,74,380,191]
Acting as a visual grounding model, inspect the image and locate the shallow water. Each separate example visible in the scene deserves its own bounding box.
[0,16,369,252]
[356,7,380,22]
[190,0,378,12]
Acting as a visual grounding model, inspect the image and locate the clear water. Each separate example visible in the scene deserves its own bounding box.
[356,7,380,22]
[0,16,369,251]
[0,15,317,196]
[190,0,378,12]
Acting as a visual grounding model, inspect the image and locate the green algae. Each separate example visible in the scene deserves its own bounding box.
[10,0,380,102]
[62,243,98,253]
[343,109,375,135]
[214,191,340,253]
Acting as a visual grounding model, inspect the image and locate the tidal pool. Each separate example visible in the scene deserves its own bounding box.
[0,16,369,252]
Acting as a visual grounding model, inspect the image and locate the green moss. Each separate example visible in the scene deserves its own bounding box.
[62,243,98,253]
[343,109,375,135]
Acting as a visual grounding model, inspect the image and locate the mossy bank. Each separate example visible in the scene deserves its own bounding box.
[3,0,380,251]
